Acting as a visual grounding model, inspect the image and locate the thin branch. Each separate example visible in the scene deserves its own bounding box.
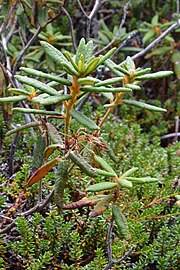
[12,9,63,77]
[89,0,101,20]
[77,0,101,40]
[1,34,11,75]
[106,217,114,263]
[61,6,77,51]
[95,1,130,56]
[131,19,180,61]
[103,245,136,270]
[8,131,19,177]
[0,0,18,35]
[174,116,179,142]
[87,0,101,40]
[6,17,17,43]
[177,0,180,25]
[116,1,130,33]
[77,0,88,17]
[161,132,180,140]
[112,31,137,58]
[12,26,42,76]
[0,189,54,234]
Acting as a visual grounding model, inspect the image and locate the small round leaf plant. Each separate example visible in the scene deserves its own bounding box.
[0,38,173,238]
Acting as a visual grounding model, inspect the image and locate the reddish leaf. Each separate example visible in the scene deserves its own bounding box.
[28,157,61,186]
[63,196,102,210]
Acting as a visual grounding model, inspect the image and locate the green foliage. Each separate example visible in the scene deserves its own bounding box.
[0,1,179,269]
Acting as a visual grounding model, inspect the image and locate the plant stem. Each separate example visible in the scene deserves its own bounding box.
[64,76,80,147]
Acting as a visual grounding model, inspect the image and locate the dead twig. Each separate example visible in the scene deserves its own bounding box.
[0,189,54,234]
[77,0,101,40]
[61,6,77,51]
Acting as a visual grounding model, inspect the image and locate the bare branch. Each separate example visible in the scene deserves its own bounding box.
[0,189,54,234]
[112,31,137,58]
[1,34,11,75]
[12,26,42,76]
[61,6,77,51]
[131,19,180,61]
[103,245,136,270]
[177,0,180,25]
[6,18,17,43]
[95,1,130,56]
[77,0,88,17]
[0,0,18,35]
[106,217,114,263]
[89,0,101,20]
[8,131,19,177]
[77,0,101,40]
[161,132,180,140]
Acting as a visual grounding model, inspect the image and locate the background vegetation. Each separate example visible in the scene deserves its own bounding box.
[0,0,179,269]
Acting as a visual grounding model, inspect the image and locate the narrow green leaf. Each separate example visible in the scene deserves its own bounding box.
[125,84,141,91]
[54,160,68,208]
[103,103,116,108]
[20,67,72,86]
[114,65,131,76]
[70,109,99,130]
[41,41,68,67]
[6,122,40,136]
[62,62,79,77]
[123,99,167,112]
[94,155,117,175]
[76,38,86,64]
[125,56,135,70]
[32,135,46,169]
[122,167,139,177]
[31,93,49,103]
[38,6,48,27]
[137,71,173,80]
[142,29,155,44]
[46,123,63,144]
[83,57,100,76]
[63,51,78,71]
[151,14,159,26]
[0,95,27,103]
[78,59,84,73]
[112,205,130,239]
[12,108,62,116]
[105,59,123,77]
[117,178,133,188]
[134,68,151,76]
[125,176,159,183]
[68,151,98,178]
[87,182,117,192]
[85,40,94,62]
[15,75,58,96]
[81,86,132,93]
[98,47,117,66]
[95,168,116,177]
[8,88,30,96]
[95,77,123,87]
[40,95,71,105]
[77,77,100,85]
